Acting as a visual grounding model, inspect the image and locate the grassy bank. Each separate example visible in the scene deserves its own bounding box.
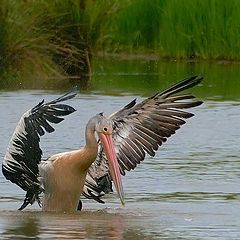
[0,0,117,84]
[0,0,240,85]
[108,0,240,60]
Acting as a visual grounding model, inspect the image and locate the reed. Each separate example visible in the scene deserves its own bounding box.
[0,0,119,84]
[0,0,63,83]
[40,0,119,76]
[107,0,240,60]
[1,0,240,86]
[158,0,240,60]
[106,0,163,52]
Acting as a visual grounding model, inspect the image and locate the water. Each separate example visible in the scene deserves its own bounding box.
[0,59,239,239]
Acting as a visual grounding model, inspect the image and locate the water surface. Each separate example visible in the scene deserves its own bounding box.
[0,59,239,239]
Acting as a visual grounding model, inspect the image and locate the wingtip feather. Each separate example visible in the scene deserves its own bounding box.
[159,75,203,98]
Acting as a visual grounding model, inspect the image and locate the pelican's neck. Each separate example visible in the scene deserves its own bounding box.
[72,117,98,171]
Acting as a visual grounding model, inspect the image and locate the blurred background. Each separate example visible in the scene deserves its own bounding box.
[0,0,239,98]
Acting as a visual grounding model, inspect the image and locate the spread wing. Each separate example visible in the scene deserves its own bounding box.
[83,76,203,203]
[2,90,77,210]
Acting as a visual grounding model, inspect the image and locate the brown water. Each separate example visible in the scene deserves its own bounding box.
[0,59,239,239]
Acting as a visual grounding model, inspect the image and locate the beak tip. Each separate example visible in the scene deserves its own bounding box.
[120,196,125,206]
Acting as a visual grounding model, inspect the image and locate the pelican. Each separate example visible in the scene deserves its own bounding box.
[2,76,203,212]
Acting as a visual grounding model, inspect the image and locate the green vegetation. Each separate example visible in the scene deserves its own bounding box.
[92,58,240,101]
[1,0,240,85]
[0,0,118,84]
[109,0,240,60]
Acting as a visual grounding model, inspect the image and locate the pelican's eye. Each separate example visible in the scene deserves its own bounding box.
[103,127,108,132]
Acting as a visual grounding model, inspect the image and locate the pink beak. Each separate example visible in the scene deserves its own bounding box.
[98,133,125,205]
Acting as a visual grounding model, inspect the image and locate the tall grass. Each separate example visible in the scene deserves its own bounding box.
[107,0,164,51]
[158,0,240,60]
[107,0,240,60]
[1,0,240,86]
[0,1,65,83]
[0,0,119,85]
[38,0,119,77]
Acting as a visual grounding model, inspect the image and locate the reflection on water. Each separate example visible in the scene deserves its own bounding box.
[0,59,239,239]
[92,58,240,101]
[1,211,160,240]
[2,216,39,239]
[1,58,240,101]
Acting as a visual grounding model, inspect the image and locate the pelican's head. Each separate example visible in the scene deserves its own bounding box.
[95,113,113,135]
[94,113,125,205]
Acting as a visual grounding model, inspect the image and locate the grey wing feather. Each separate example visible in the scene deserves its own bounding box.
[83,76,203,203]
[2,90,77,210]
[82,147,113,203]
